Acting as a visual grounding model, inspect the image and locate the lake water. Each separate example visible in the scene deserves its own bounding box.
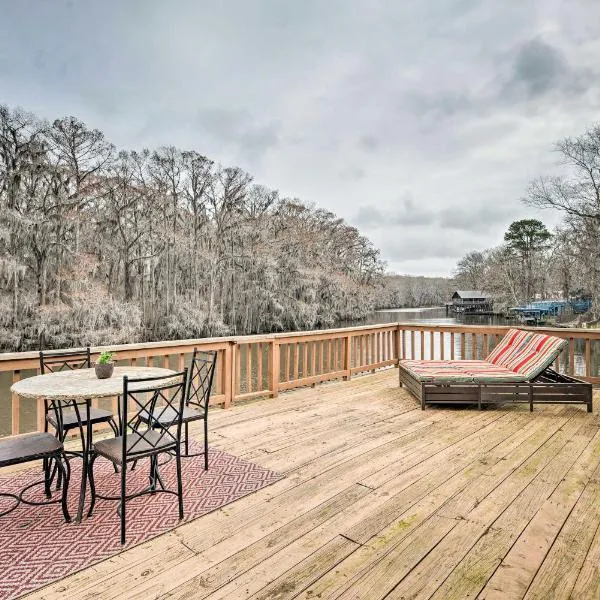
[357,306,510,328]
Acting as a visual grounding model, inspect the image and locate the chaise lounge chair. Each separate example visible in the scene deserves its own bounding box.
[399,329,592,412]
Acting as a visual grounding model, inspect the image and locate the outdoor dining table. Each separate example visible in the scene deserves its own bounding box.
[10,366,177,522]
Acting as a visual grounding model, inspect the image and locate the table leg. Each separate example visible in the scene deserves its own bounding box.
[76,400,93,523]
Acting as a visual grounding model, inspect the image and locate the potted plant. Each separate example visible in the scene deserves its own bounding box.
[95,351,115,379]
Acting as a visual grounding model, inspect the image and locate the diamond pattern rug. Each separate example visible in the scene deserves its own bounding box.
[0,442,282,600]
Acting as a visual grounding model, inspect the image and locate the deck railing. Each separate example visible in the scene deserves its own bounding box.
[1,322,599,436]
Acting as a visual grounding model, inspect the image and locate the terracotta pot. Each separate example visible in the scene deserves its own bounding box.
[94,362,114,379]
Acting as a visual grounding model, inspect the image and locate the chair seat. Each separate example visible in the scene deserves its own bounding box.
[0,432,62,467]
[139,405,204,426]
[94,431,176,465]
[47,406,115,430]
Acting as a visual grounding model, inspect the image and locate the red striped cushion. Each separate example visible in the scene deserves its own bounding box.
[501,333,567,378]
[486,329,532,365]
[399,359,526,383]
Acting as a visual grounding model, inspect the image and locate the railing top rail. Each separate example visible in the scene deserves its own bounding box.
[1,321,599,370]
[396,322,600,338]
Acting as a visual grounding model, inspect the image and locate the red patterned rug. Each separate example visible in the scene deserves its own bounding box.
[0,442,282,600]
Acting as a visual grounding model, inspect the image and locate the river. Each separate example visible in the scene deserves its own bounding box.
[354,306,510,328]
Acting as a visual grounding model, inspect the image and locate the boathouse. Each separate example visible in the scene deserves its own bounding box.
[450,290,494,314]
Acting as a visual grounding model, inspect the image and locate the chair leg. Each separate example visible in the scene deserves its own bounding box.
[87,453,99,518]
[184,421,189,457]
[149,456,157,493]
[43,458,51,499]
[108,419,120,474]
[56,452,71,523]
[175,449,184,521]
[204,418,209,471]
[120,456,127,545]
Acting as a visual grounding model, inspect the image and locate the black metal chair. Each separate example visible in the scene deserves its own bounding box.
[0,399,79,522]
[87,369,188,545]
[39,346,119,440]
[39,346,119,496]
[138,349,216,470]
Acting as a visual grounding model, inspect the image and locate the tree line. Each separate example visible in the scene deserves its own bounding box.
[454,122,600,319]
[0,105,384,351]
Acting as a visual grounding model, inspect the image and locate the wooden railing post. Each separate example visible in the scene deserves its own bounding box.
[223,342,234,408]
[11,370,20,435]
[343,334,352,380]
[269,339,280,398]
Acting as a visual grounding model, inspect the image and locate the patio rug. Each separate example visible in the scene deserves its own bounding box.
[0,442,282,600]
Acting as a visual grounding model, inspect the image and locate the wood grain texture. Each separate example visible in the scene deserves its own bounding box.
[21,369,600,600]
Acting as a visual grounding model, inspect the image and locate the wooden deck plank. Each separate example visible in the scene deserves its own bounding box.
[476,426,600,600]
[22,370,599,600]
[300,415,573,600]
[383,419,587,600]
[522,483,600,599]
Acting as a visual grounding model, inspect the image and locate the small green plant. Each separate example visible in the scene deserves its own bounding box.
[97,351,114,365]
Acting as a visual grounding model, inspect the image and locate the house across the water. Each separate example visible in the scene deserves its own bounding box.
[448,290,494,314]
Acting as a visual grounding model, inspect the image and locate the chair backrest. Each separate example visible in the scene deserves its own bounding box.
[486,329,568,379]
[186,349,217,413]
[121,369,188,459]
[46,398,87,440]
[500,332,568,379]
[486,329,530,366]
[39,346,91,374]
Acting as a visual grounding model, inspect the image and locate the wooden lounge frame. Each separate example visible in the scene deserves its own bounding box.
[399,364,593,413]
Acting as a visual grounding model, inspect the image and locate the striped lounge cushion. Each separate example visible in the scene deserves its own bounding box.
[486,329,532,365]
[400,359,526,384]
[486,329,567,379]
[498,332,567,379]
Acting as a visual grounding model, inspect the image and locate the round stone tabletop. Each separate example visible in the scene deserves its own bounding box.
[10,367,178,400]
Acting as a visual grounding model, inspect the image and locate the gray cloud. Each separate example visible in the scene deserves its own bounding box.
[438,205,516,233]
[354,195,433,229]
[1,0,599,276]
[500,39,591,101]
[509,40,568,96]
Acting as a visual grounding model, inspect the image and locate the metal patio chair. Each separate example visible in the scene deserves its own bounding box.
[87,369,188,544]
[138,349,216,470]
[0,398,81,522]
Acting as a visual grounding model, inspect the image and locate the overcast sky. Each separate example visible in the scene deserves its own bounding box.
[1,0,599,276]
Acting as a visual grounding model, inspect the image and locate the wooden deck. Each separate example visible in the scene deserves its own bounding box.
[26,369,600,600]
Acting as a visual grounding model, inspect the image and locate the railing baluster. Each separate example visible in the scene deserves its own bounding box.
[246,344,253,392]
[344,335,352,380]
[236,343,242,396]
[256,342,263,390]
[270,340,280,397]
[569,338,575,376]
[11,370,20,435]
[420,331,425,360]
[450,332,455,360]
[429,331,434,360]
[585,339,591,379]
[292,343,299,382]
